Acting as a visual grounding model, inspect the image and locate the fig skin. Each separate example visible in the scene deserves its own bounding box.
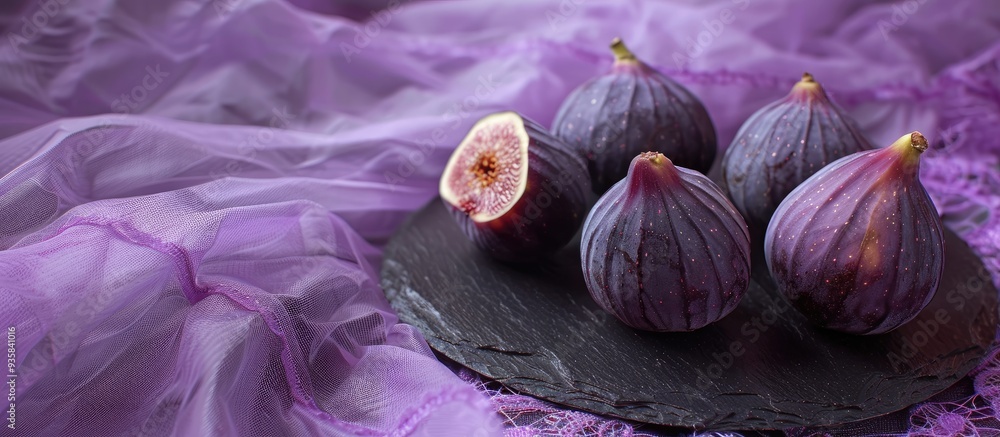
[722,73,873,228]
[581,152,750,332]
[765,132,944,335]
[440,111,591,262]
[553,38,717,193]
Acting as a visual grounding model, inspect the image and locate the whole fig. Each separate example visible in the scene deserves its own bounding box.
[553,38,717,193]
[722,73,873,228]
[441,111,590,262]
[581,152,750,332]
[765,132,944,335]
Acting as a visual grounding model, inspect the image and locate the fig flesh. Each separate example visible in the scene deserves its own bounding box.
[581,152,750,332]
[765,132,944,335]
[553,38,717,193]
[440,111,590,261]
[722,73,873,228]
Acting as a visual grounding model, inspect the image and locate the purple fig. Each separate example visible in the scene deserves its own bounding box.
[581,152,750,332]
[765,132,944,335]
[440,111,590,261]
[722,73,873,227]
[553,38,717,193]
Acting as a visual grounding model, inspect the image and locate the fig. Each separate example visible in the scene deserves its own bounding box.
[581,152,750,332]
[722,73,873,228]
[765,132,944,335]
[552,38,717,193]
[440,111,590,261]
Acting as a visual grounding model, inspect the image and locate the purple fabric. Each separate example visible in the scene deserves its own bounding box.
[0,0,998,436]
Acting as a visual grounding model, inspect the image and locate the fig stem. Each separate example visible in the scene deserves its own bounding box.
[909,131,928,153]
[610,38,637,62]
[791,72,824,100]
[889,131,929,163]
[639,151,667,166]
[626,152,680,198]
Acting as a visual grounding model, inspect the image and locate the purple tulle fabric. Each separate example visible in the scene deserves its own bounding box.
[0,0,998,436]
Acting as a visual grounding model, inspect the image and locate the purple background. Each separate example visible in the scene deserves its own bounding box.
[1,0,998,435]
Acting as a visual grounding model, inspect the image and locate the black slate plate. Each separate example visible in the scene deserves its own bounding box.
[380,200,998,430]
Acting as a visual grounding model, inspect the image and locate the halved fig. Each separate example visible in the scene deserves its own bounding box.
[440,111,590,261]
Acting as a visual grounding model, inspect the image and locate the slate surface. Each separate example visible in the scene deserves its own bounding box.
[380,200,998,430]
